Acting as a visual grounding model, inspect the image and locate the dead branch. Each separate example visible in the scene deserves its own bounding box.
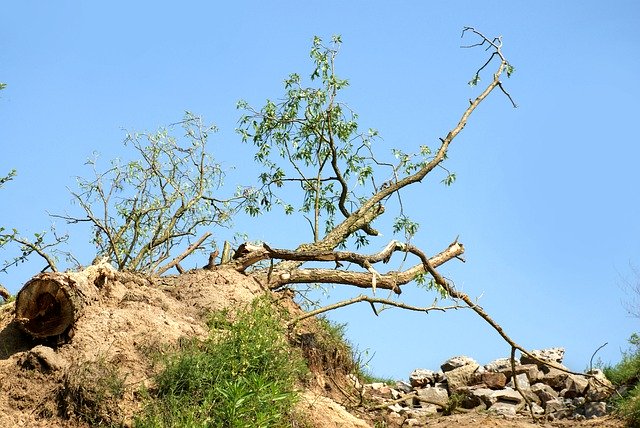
[0,284,10,301]
[237,240,463,293]
[287,294,465,326]
[156,232,211,275]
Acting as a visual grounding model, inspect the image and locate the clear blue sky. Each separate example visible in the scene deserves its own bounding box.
[1,1,639,380]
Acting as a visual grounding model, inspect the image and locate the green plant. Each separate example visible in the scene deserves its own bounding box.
[604,333,640,426]
[135,297,307,427]
[57,112,252,273]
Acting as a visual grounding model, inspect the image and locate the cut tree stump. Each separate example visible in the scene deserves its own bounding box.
[14,263,113,338]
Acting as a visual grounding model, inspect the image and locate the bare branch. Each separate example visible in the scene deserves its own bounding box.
[156,232,212,275]
[238,239,464,292]
[287,294,465,326]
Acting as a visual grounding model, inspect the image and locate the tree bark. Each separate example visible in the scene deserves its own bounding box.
[14,263,113,338]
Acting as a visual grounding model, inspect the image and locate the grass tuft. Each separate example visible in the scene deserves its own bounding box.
[134,296,307,428]
[604,333,640,427]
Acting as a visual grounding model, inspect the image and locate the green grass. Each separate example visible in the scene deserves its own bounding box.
[604,333,640,427]
[134,297,307,428]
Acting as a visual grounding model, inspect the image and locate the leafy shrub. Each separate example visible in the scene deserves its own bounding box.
[135,297,307,428]
[604,333,640,426]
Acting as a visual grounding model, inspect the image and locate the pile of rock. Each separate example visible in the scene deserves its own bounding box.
[365,348,614,421]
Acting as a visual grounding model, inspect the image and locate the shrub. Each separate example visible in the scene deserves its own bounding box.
[135,297,307,428]
[604,333,640,426]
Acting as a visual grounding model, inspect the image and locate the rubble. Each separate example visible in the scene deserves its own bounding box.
[364,348,615,423]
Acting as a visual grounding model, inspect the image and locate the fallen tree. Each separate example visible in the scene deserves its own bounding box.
[10,29,614,419]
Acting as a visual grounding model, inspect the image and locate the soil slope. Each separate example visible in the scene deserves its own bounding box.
[0,266,625,427]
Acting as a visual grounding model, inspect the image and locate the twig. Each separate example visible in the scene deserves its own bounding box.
[287,294,464,327]
[589,342,608,372]
[156,232,211,275]
[12,237,58,272]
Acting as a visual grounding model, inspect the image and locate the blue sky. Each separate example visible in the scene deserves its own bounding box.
[1,1,639,380]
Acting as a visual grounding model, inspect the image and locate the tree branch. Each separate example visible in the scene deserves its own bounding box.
[156,232,211,275]
[287,294,465,326]
[238,239,464,292]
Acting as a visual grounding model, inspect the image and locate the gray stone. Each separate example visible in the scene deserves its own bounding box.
[563,374,589,398]
[395,380,413,393]
[528,402,545,416]
[491,387,524,405]
[416,385,449,407]
[485,357,512,372]
[520,347,565,365]
[409,368,436,387]
[584,401,607,418]
[489,401,522,416]
[441,355,477,372]
[507,373,530,390]
[540,366,568,389]
[465,387,498,407]
[499,364,541,382]
[531,383,558,403]
[544,398,566,414]
[445,361,480,392]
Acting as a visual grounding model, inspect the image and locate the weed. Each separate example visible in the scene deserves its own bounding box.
[135,296,307,427]
[59,354,127,426]
[604,333,640,426]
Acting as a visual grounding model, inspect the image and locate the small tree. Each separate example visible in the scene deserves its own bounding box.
[227,29,565,378]
[232,29,514,295]
[57,112,253,273]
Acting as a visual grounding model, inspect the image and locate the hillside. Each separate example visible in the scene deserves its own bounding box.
[0,264,625,427]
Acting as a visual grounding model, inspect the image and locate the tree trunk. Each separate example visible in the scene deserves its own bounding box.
[14,263,111,338]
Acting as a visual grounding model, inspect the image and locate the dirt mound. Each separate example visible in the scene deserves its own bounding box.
[0,266,626,427]
[0,267,264,427]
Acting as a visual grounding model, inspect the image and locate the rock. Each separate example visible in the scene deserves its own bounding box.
[347,373,361,390]
[584,401,607,418]
[461,386,496,408]
[395,380,413,393]
[520,347,565,365]
[386,403,404,413]
[528,402,545,416]
[489,401,522,416]
[18,345,68,372]
[491,387,524,405]
[499,364,541,382]
[531,382,559,403]
[365,383,394,399]
[540,366,568,389]
[544,398,566,414]
[585,369,614,401]
[416,385,449,407]
[562,374,589,398]
[485,358,512,372]
[507,373,530,390]
[445,361,480,392]
[480,371,507,389]
[407,405,439,417]
[409,369,436,387]
[441,356,477,372]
